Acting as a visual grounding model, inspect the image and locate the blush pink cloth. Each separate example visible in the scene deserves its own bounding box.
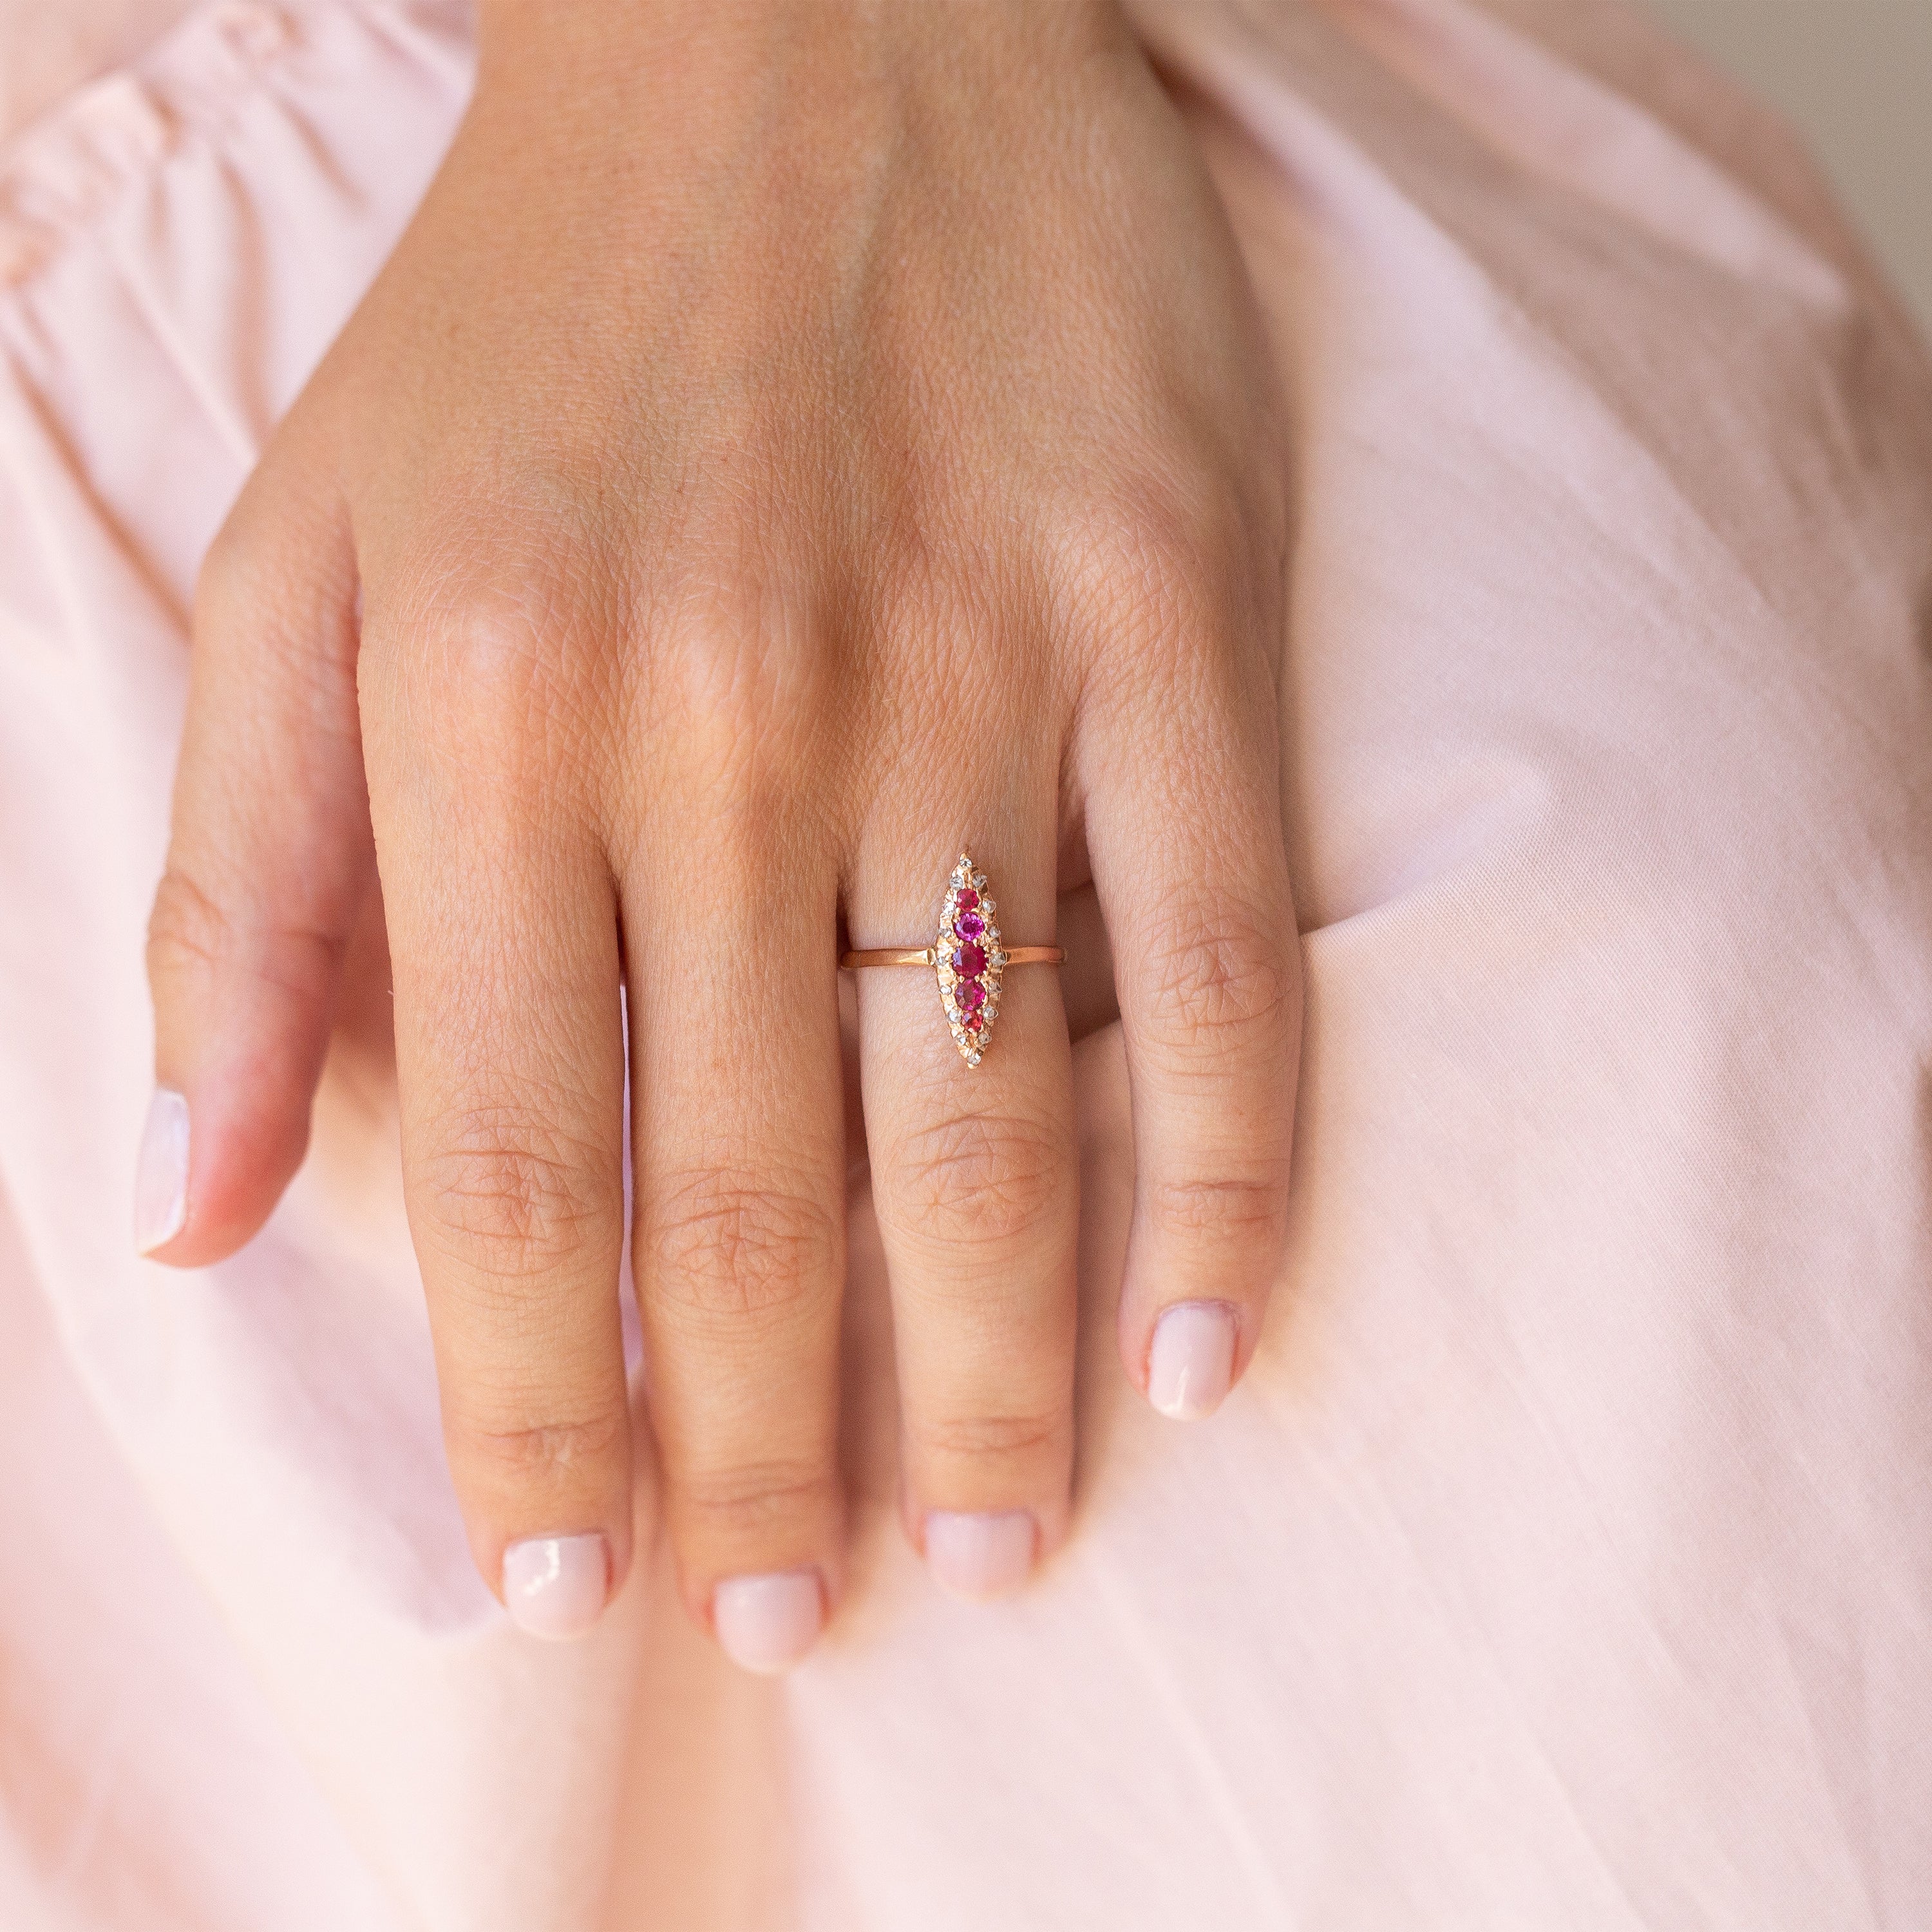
[0,0,196,143]
[2,0,1929,1926]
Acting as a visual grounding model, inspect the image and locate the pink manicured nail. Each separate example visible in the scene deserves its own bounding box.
[135,1087,190,1254]
[1147,1302,1237,1420]
[924,1510,1036,1600]
[502,1533,611,1640]
[713,1569,824,1674]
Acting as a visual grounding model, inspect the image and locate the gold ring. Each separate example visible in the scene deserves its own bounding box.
[840,853,1064,1066]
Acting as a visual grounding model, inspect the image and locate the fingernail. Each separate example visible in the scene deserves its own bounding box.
[924,1509,1037,1600]
[502,1533,611,1640]
[713,1569,824,1674]
[1147,1302,1238,1420]
[135,1087,190,1254]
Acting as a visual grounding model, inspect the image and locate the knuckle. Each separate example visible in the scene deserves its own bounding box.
[1057,473,1246,667]
[146,865,231,983]
[196,475,304,615]
[417,1108,617,1276]
[886,1106,1070,1251]
[907,1406,1066,1464]
[372,568,594,770]
[1145,1170,1289,1251]
[645,1168,840,1321]
[450,1405,628,1487]
[1137,890,1294,1067]
[146,864,343,1007]
[671,1457,838,1536]
[423,594,551,735]
[656,575,832,798]
[194,498,360,715]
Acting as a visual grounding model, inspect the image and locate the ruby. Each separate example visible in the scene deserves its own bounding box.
[961,1010,982,1034]
[952,941,987,976]
[956,889,979,912]
[958,980,985,1012]
[956,912,985,940]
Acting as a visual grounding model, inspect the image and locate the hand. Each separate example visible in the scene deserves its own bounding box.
[139,0,1300,1664]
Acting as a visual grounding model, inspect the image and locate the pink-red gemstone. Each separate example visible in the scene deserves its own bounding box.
[959,980,986,1012]
[956,889,980,913]
[961,1010,981,1034]
[956,912,985,940]
[952,941,987,976]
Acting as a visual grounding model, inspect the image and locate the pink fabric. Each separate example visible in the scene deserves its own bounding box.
[3,0,1930,1925]
[0,0,200,146]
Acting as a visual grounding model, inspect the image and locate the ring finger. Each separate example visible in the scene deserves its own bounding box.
[851,808,1078,1600]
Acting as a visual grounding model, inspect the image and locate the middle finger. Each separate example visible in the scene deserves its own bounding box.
[628,818,848,1674]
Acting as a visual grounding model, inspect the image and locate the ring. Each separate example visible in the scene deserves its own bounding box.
[840,853,1065,1066]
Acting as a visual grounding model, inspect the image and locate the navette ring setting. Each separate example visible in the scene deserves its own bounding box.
[840,853,1065,1066]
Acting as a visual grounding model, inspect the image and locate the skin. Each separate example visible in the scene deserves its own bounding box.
[142,0,1302,1656]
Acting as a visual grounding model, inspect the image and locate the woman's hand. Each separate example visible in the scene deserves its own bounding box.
[138,0,1300,1665]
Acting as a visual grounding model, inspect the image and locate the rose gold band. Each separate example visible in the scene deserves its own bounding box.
[840,945,1065,969]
